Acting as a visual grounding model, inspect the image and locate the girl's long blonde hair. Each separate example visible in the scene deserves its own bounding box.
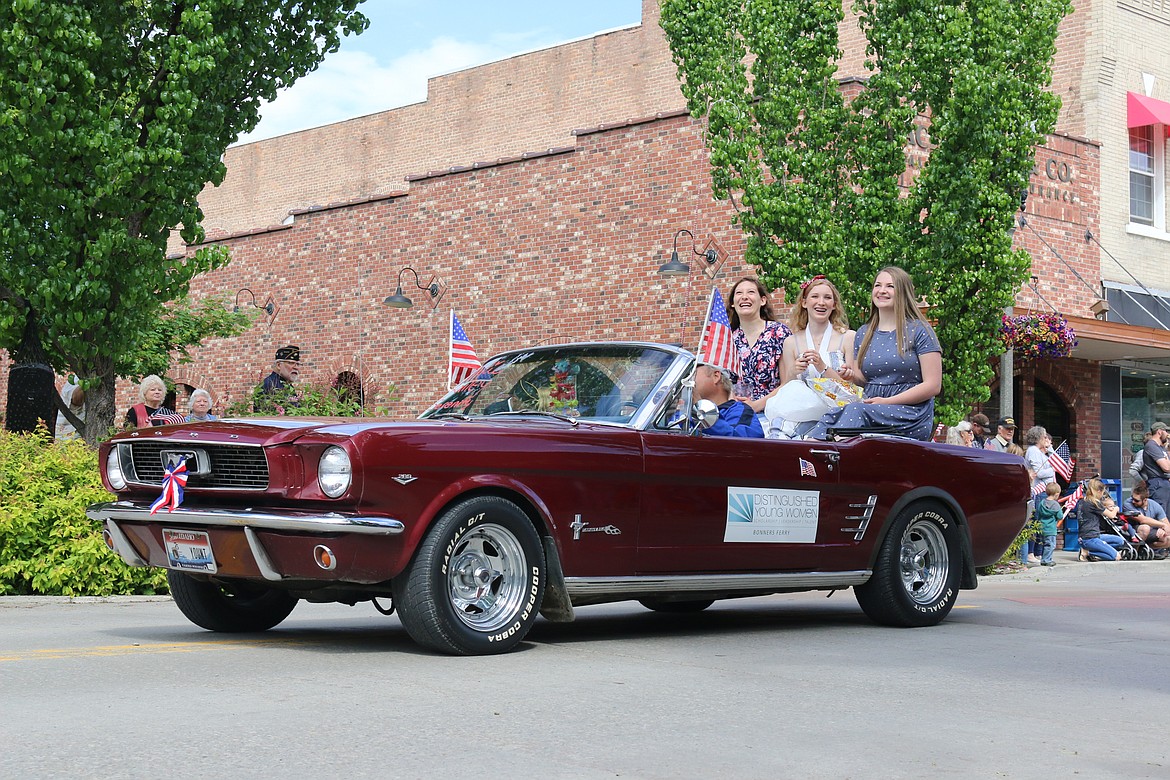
[855,266,936,367]
[1084,477,1107,508]
[788,276,850,334]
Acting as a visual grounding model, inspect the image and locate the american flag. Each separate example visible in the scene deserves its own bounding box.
[449,311,482,389]
[1032,481,1046,497]
[697,288,740,379]
[151,412,188,426]
[1049,440,1073,481]
[1057,480,1085,525]
[799,458,817,478]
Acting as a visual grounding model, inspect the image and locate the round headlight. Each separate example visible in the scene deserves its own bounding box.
[106,446,127,490]
[318,446,352,498]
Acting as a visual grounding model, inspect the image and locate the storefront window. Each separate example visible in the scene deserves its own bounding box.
[1120,370,1170,487]
[1127,125,1165,229]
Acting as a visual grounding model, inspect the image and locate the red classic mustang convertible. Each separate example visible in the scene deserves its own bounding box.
[89,343,1029,655]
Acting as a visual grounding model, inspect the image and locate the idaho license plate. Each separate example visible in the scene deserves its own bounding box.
[162,528,217,573]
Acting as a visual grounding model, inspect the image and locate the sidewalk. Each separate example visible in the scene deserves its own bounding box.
[990,544,1169,579]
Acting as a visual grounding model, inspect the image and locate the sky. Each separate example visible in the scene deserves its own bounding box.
[238,0,644,145]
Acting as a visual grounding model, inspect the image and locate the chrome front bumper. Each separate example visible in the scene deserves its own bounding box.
[86,501,405,535]
[87,501,406,581]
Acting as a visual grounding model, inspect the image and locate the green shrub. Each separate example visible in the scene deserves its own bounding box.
[0,429,168,596]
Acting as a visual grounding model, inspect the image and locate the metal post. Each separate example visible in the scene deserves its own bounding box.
[1000,306,1014,421]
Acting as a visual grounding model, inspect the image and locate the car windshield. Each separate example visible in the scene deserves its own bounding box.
[421,344,679,424]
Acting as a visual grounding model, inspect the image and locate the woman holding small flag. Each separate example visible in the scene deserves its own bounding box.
[726,277,791,413]
[124,375,185,428]
[1024,426,1057,490]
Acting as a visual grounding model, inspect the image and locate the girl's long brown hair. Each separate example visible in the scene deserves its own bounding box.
[725,277,777,329]
[854,266,937,368]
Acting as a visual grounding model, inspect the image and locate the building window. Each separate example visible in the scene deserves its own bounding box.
[1129,124,1165,228]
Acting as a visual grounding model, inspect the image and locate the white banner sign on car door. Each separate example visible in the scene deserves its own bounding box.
[724,487,819,543]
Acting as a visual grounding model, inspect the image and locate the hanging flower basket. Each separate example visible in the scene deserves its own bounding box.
[1000,312,1077,360]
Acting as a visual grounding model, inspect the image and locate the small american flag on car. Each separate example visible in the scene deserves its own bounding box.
[696,287,740,379]
[799,458,817,478]
[449,311,482,389]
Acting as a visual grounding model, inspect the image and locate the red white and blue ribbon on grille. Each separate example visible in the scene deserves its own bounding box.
[150,456,188,514]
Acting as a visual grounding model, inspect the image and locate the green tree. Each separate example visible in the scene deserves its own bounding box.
[0,0,368,444]
[661,0,1070,421]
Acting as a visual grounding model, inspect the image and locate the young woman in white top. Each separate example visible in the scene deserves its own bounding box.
[779,275,855,385]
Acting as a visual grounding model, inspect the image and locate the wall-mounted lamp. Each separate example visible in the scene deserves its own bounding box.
[657,229,719,277]
[384,266,446,309]
[234,288,276,316]
[1090,298,1111,319]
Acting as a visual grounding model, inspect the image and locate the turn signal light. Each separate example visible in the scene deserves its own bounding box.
[102,529,116,551]
[314,545,337,571]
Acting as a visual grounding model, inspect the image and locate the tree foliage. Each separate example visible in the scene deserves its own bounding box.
[0,0,368,443]
[0,428,168,595]
[661,0,1071,421]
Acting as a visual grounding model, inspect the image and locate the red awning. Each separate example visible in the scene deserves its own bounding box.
[1127,91,1170,129]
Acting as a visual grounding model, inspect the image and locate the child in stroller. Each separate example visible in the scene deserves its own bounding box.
[1108,507,1154,560]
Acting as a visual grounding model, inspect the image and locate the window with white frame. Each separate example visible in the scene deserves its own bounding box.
[1130,124,1165,229]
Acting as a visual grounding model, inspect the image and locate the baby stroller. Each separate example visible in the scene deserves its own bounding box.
[1112,510,1157,560]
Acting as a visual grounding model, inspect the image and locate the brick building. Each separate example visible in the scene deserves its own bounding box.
[5,0,1170,487]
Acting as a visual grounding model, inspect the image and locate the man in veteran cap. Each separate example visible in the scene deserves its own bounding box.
[694,363,763,438]
[986,416,1017,452]
[262,345,301,395]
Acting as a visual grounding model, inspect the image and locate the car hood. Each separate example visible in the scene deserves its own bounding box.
[111,416,627,447]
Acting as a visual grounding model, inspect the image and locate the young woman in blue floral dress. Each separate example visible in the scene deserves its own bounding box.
[727,277,792,413]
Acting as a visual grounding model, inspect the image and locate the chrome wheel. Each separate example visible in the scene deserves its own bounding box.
[899,516,949,606]
[855,501,960,627]
[447,522,528,632]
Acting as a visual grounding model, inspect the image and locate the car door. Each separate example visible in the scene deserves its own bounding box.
[637,431,853,573]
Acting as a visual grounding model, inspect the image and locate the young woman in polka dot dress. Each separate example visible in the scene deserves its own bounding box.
[809,266,942,440]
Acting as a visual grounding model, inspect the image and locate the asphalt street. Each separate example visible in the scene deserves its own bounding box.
[1,555,1167,779]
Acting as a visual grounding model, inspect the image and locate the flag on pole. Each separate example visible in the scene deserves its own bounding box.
[1049,440,1073,481]
[1057,480,1085,527]
[696,288,740,379]
[1031,481,1046,497]
[449,311,482,389]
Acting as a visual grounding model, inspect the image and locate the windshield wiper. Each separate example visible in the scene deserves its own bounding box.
[486,410,579,426]
[430,412,473,420]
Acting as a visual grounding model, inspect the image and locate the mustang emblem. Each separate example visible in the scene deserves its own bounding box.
[392,474,418,485]
[571,514,621,540]
[162,450,197,469]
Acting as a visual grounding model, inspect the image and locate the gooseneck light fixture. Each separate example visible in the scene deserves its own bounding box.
[233,288,276,316]
[384,266,446,309]
[657,229,719,277]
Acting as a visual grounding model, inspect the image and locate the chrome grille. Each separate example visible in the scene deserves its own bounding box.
[128,443,269,490]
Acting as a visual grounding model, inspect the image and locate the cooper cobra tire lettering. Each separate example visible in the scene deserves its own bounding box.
[854,500,961,628]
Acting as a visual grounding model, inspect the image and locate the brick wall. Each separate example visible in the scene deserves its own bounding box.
[1014,132,1102,318]
[176,112,753,418]
[191,0,686,251]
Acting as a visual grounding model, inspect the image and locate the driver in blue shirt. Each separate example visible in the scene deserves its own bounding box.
[695,363,764,438]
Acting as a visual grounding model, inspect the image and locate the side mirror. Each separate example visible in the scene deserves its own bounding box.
[693,398,719,431]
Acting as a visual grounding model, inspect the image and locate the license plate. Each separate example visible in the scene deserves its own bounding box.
[162,528,217,573]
